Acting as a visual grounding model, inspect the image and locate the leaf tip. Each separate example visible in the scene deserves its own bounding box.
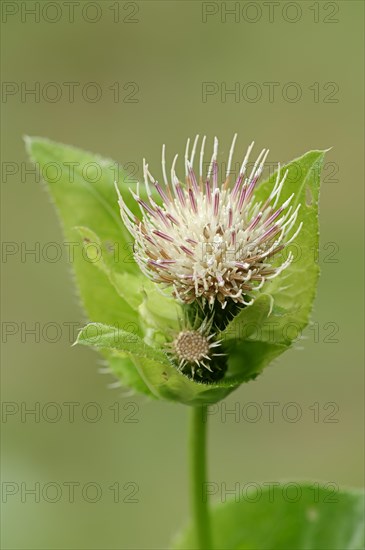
[72,330,84,346]
[73,324,91,346]
[24,135,52,158]
[23,135,34,153]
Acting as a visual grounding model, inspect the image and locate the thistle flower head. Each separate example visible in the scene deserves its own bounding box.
[116,135,302,309]
[167,314,224,380]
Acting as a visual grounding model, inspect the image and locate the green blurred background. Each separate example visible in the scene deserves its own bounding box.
[1,1,364,548]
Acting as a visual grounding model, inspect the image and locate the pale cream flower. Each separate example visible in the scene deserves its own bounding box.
[116,135,301,309]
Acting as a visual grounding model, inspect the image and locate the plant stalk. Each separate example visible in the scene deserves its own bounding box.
[190,405,213,549]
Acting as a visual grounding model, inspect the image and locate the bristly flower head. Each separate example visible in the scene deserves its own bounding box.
[115,135,302,309]
[167,315,224,380]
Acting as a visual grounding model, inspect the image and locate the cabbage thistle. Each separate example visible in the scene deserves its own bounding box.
[116,135,301,308]
[27,136,356,550]
[115,135,303,381]
[26,135,325,405]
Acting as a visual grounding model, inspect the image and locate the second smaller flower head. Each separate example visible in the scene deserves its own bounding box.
[169,316,224,380]
[116,135,302,309]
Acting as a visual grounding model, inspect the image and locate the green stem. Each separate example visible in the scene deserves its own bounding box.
[190,405,213,549]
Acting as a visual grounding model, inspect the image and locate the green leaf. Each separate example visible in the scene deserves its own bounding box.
[225,340,287,383]
[173,484,365,550]
[76,323,238,405]
[106,353,154,398]
[219,295,286,383]
[26,137,138,328]
[251,150,326,343]
[26,138,154,396]
[138,286,182,336]
[219,151,326,383]
[221,294,273,343]
[75,226,145,312]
